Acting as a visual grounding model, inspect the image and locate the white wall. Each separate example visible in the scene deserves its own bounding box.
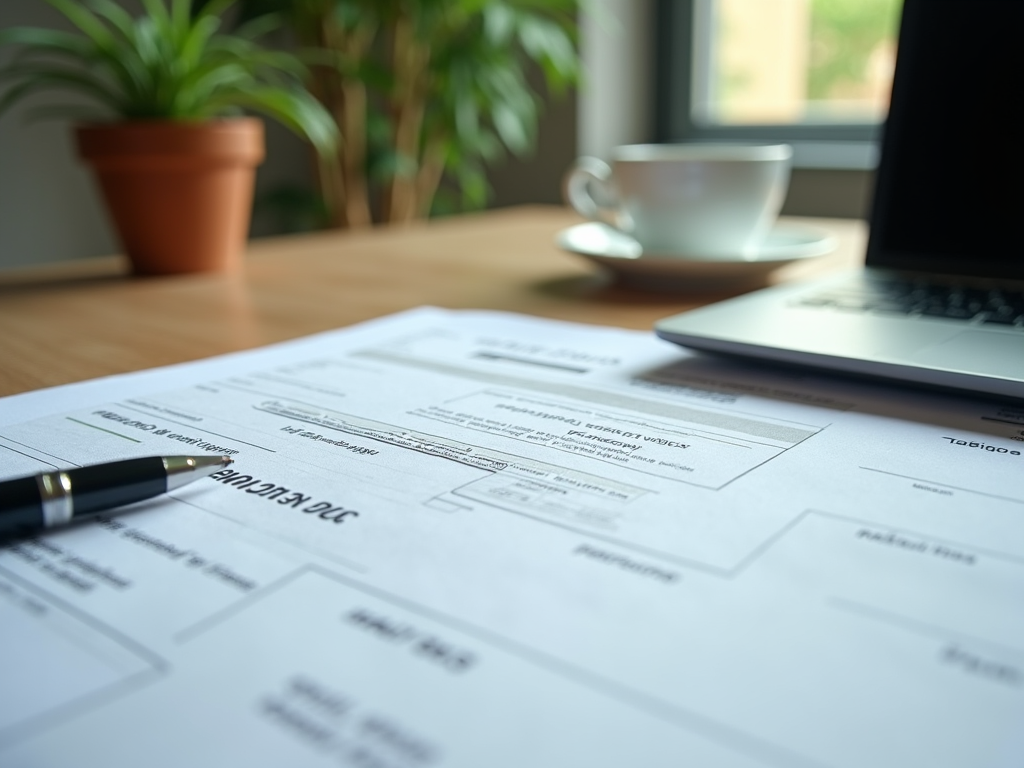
[578,0,653,159]
[0,1,118,269]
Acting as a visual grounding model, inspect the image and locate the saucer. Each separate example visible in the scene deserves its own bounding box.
[556,222,837,292]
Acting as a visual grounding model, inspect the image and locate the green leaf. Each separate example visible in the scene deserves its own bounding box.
[483,3,516,44]
[170,0,191,40]
[491,101,530,154]
[517,15,577,76]
[233,13,282,41]
[0,27,93,57]
[88,0,135,43]
[0,69,121,118]
[43,0,114,46]
[139,0,172,35]
[206,84,338,156]
[456,162,489,209]
[180,15,222,71]
[132,16,160,69]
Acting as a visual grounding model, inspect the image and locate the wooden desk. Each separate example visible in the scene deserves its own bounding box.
[0,206,865,398]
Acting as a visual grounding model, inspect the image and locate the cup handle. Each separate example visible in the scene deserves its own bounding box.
[563,157,630,231]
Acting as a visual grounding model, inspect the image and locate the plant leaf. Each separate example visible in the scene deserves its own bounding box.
[491,101,530,154]
[88,0,137,43]
[0,69,121,118]
[0,27,93,58]
[205,84,338,156]
[42,0,114,46]
[233,13,282,42]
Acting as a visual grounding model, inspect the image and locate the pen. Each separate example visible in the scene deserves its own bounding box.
[0,455,232,542]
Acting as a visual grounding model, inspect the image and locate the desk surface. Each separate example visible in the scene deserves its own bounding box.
[0,206,865,398]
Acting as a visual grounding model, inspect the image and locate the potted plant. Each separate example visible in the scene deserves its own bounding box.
[227,0,579,228]
[0,0,337,274]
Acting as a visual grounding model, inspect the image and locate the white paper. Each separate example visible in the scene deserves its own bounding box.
[1,307,1021,768]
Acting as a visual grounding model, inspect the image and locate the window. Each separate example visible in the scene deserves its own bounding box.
[655,0,903,170]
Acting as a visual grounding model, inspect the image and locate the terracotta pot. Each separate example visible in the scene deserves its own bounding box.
[76,118,265,275]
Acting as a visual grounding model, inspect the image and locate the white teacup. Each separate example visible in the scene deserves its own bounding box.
[563,143,792,259]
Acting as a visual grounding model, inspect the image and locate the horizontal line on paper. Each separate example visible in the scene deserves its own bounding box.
[859,466,1024,506]
[829,597,1024,659]
[117,403,276,453]
[65,417,141,443]
[472,351,590,373]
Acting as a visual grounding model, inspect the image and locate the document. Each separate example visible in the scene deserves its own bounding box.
[1,307,1021,768]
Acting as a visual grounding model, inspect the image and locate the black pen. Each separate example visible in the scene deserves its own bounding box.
[0,455,232,542]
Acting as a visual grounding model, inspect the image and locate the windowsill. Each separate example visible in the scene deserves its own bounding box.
[677,138,880,171]
[789,141,879,170]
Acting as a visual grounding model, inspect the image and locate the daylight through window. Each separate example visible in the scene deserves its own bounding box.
[694,0,903,126]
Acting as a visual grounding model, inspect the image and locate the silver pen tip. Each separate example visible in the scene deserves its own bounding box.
[164,455,234,491]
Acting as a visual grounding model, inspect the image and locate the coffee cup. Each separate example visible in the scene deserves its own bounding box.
[563,143,792,259]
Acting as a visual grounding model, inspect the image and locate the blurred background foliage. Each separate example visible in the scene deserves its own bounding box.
[808,0,901,104]
[219,0,580,230]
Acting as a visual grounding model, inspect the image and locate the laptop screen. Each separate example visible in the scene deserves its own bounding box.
[867,0,1024,280]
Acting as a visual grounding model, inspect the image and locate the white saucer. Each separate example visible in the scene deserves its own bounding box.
[556,222,837,291]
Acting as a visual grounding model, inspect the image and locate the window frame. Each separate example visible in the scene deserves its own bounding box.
[653,0,886,170]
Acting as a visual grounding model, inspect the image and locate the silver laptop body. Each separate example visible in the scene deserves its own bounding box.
[655,0,1024,401]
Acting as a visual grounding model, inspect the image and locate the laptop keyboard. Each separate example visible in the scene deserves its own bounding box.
[795,276,1024,329]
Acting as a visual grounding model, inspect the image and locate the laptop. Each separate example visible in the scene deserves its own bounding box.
[654,0,1024,401]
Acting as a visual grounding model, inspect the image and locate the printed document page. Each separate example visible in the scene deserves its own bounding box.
[1,307,1021,768]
